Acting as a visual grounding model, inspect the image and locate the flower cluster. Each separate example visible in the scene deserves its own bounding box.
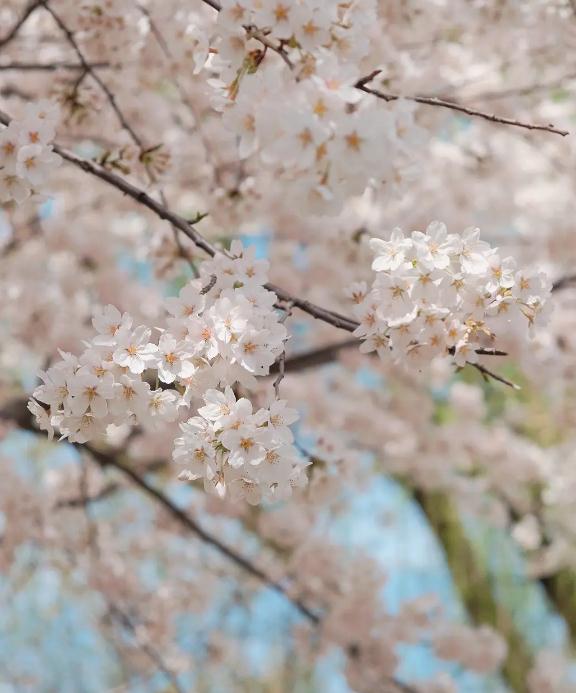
[28,334,179,445]
[205,0,424,215]
[348,222,551,368]
[174,388,306,505]
[217,0,375,56]
[0,100,62,205]
[28,242,305,503]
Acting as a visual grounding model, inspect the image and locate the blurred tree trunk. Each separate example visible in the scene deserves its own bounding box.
[413,489,534,693]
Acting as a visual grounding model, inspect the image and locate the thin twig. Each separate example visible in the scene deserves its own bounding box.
[0,61,110,71]
[0,107,513,386]
[274,339,514,387]
[200,274,217,295]
[198,0,568,137]
[198,0,293,69]
[355,70,569,137]
[471,362,521,390]
[56,481,119,508]
[87,446,321,624]
[40,2,145,150]
[41,4,200,271]
[272,338,362,374]
[0,84,33,100]
[3,399,416,693]
[108,602,186,693]
[273,302,293,396]
[273,351,287,398]
[78,455,100,558]
[0,106,360,333]
[0,0,45,50]
[552,273,576,292]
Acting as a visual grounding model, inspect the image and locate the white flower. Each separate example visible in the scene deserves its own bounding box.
[265,400,299,443]
[141,389,180,428]
[156,333,194,384]
[68,371,115,418]
[374,274,414,320]
[0,100,61,205]
[412,222,456,271]
[92,304,133,344]
[200,387,257,429]
[112,326,158,374]
[352,222,549,373]
[187,317,220,360]
[486,254,516,293]
[455,227,491,275]
[252,1,294,33]
[0,124,20,174]
[221,424,267,467]
[59,412,107,444]
[16,144,61,187]
[209,295,250,344]
[21,100,60,138]
[359,331,389,358]
[261,109,328,169]
[234,328,277,374]
[110,374,151,417]
[27,242,304,503]
[173,387,303,504]
[222,98,259,159]
[513,269,550,301]
[453,339,479,368]
[174,417,218,480]
[291,3,333,50]
[369,229,412,272]
[33,362,75,412]
[28,400,55,440]
[165,283,205,319]
[0,173,31,204]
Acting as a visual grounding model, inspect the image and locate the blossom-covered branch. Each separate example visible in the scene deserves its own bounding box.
[199,0,569,138]
[0,107,360,332]
[1,3,571,689]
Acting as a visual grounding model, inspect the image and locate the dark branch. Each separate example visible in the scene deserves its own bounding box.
[0,0,45,50]
[40,2,145,150]
[0,399,321,623]
[355,70,569,137]
[552,274,576,292]
[0,61,110,71]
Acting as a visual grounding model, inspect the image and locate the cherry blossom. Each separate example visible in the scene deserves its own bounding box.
[2,1,576,691]
[0,103,61,203]
[350,222,550,370]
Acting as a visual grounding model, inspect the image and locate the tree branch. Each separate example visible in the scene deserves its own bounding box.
[0,61,110,71]
[0,0,45,50]
[551,273,576,292]
[196,0,568,137]
[0,398,320,623]
[40,2,145,150]
[88,443,321,622]
[0,107,515,387]
[108,601,186,693]
[355,70,569,137]
[470,362,521,390]
[0,107,360,332]
[196,0,294,69]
